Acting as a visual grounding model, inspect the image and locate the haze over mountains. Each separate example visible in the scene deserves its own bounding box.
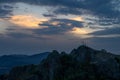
[0,52,50,74]
[0,45,120,80]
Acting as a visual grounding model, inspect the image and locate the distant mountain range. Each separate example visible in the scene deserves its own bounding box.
[0,45,120,80]
[0,52,50,75]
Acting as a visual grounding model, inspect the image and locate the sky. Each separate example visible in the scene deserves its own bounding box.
[0,0,120,55]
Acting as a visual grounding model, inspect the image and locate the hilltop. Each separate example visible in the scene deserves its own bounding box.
[0,45,120,80]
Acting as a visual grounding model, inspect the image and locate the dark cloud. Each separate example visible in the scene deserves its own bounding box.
[33,18,83,35]
[51,0,120,29]
[43,14,56,17]
[37,0,120,18]
[6,32,34,39]
[24,0,120,26]
[40,19,83,27]
[49,19,83,27]
[1,0,120,24]
[0,0,69,5]
[0,4,12,18]
[4,27,49,39]
[5,28,17,31]
[53,7,83,15]
[82,0,119,17]
[98,18,120,26]
[1,0,119,17]
[90,27,120,35]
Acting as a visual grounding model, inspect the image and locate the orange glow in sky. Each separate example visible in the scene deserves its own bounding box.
[51,21,60,26]
[70,27,90,35]
[67,27,95,38]
[67,27,103,38]
[9,15,48,29]
[71,16,84,22]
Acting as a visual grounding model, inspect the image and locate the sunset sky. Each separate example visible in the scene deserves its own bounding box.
[0,0,120,55]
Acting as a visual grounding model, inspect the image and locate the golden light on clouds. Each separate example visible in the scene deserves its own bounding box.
[51,21,60,26]
[9,15,48,29]
[67,27,102,38]
[70,27,91,35]
[71,16,84,22]
[67,23,72,26]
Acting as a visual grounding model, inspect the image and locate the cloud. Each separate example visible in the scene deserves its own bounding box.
[91,27,120,35]
[86,27,120,38]
[32,18,84,35]
[1,0,120,27]
[43,14,56,17]
[9,15,48,29]
[68,27,96,35]
[70,16,84,22]
[2,26,51,39]
[0,0,120,54]
[1,0,120,17]
[0,3,13,18]
[53,6,83,15]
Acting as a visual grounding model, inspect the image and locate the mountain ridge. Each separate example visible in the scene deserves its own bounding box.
[0,45,120,80]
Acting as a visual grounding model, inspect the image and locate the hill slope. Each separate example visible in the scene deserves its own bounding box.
[0,45,120,80]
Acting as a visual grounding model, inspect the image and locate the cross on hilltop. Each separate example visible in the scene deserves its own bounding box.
[81,40,87,46]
